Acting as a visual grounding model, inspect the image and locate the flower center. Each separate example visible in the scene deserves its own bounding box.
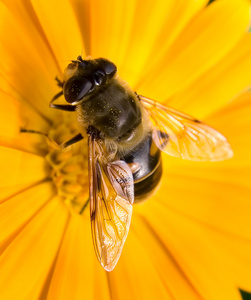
[45,113,89,214]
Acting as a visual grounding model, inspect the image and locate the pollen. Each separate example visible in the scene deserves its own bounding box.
[45,113,89,214]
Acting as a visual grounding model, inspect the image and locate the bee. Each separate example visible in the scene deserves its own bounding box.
[49,56,233,271]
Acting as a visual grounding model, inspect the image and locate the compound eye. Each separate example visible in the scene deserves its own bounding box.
[103,61,116,76]
[96,58,117,78]
[63,76,93,104]
[94,70,106,86]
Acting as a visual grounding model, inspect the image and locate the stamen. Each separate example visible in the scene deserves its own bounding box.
[45,113,89,213]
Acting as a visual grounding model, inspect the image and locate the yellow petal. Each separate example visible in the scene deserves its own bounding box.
[137,202,243,300]
[166,90,251,169]
[120,0,208,87]
[157,167,251,239]
[130,215,202,300]
[88,0,135,65]
[47,213,110,300]
[0,89,50,155]
[109,226,172,300]
[206,91,251,168]
[155,89,251,240]
[30,0,84,69]
[0,1,60,119]
[0,146,48,200]
[0,197,69,300]
[69,0,92,55]
[0,182,54,252]
[88,0,208,87]
[200,229,251,292]
[168,33,251,118]
[137,0,250,102]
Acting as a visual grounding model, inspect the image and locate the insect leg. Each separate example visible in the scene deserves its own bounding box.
[20,128,46,135]
[79,198,90,214]
[55,76,64,88]
[20,128,60,149]
[49,91,76,112]
[60,133,83,149]
[20,129,83,149]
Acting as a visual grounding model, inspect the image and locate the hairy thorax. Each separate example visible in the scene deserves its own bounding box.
[76,78,151,156]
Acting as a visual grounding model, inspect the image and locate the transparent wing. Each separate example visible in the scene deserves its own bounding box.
[88,136,134,271]
[139,95,233,161]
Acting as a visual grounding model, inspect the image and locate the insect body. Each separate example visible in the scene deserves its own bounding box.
[50,56,233,271]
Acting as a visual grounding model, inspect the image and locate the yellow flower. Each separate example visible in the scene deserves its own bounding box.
[0,0,251,299]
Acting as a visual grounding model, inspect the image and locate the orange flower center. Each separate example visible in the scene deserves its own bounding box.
[45,113,89,214]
